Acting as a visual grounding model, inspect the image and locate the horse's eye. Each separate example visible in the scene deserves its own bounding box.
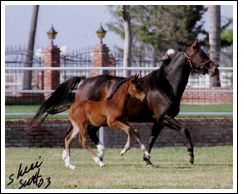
[135,85,140,90]
[205,63,210,67]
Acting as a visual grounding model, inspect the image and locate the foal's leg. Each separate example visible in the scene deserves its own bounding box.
[78,125,106,168]
[63,123,79,169]
[126,122,150,159]
[66,125,73,137]
[87,125,105,161]
[162,115,194,164]
[63,125,73,151]
[119,124,132,156]
[109,121,150,159]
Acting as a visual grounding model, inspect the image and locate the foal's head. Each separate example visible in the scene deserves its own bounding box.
[128,74,146,102]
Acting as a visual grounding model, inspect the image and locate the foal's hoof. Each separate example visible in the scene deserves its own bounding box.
[69,164,76,169]
[100,164,106,168]
[65,163,76,169]
[120,149,126,156]
[187,156,194,164]
[146,163,154,167]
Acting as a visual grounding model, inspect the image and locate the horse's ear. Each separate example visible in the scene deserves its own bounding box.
[135,73,139,79]
[192,39,201,48]
[130,75,136,82]
[131,74,139,82]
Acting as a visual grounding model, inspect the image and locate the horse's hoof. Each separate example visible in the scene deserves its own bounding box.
[144,158,154,167]
[100,164,106,168]
[187,156,194,164]
[120,149,126,156]
[69,164,76,169]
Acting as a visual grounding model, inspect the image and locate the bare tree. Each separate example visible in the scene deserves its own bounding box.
[23,5,39,90]
[209,5,221,87]
[120,5,132,77]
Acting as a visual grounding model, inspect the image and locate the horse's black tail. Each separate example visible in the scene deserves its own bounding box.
[26,76,86,132]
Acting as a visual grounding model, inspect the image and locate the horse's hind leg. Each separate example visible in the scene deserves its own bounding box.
[79,125,106,168]
[87,125,105,161]
[63,122,79,169]
[162,115,194,164]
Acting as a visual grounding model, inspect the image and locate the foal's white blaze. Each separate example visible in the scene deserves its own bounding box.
[96,144,105,160]
[94,156,105,168]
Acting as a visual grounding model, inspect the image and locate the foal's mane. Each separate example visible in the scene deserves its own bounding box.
[106,77,132,100]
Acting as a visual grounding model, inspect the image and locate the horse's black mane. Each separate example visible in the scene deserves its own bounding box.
[156,58,172,78]
[106,77,132,100]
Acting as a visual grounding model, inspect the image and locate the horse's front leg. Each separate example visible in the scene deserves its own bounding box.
[162,115,194,164]
[143,122,164,167]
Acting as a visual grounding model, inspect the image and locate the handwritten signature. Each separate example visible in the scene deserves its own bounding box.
[7,156,51,189]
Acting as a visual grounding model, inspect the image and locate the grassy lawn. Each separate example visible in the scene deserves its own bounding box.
[5,104,233,119]
[5,146,233,189]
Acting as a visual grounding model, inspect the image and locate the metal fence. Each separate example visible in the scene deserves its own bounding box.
[60,46,93,82]
[5,46,44,91]
[5,46,233,91]
[5,46,233,116]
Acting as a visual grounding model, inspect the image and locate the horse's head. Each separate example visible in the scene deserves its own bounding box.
[184,39,218,77]
[128,74,147,102]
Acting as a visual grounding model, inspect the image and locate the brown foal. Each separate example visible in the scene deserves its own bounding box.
[63,74,150,168]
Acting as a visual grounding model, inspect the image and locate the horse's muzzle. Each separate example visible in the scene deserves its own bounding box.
[209,66,219,77]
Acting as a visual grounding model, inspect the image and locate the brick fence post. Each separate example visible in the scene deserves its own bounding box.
[91,44,115,77]
[43,45,60,99]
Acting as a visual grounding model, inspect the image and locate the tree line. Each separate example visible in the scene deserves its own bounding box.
[106,5,232,56]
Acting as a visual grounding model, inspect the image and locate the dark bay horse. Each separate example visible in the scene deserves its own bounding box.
[27,40,218,166]
[64,74,148,168]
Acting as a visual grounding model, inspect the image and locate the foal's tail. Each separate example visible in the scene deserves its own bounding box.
[26,76,86,132]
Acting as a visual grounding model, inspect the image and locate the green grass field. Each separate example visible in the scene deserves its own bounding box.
[5,104,233,119]
[5,146,233,189]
